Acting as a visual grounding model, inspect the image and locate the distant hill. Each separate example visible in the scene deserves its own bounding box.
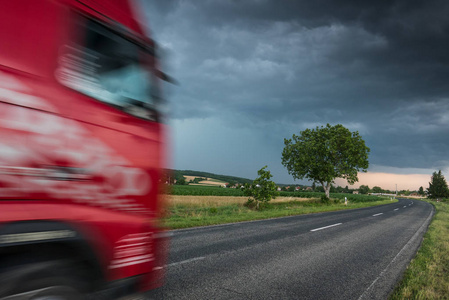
[164,169,312,188]
[170,169,253,185]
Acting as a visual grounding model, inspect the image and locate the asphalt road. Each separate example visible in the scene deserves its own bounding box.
[148,199,434,300]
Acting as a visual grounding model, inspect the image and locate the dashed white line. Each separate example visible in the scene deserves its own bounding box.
[310,223,342,232]
[394,208,399,211]
[168,256,206,267]
[373,213,383,217]
[403,206,407,208]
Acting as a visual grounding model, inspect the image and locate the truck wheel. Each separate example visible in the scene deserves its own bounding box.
[0,259,87,300]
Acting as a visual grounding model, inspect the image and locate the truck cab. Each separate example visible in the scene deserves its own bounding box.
[0,1,168,298]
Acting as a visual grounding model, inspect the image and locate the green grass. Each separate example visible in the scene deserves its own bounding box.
[165,197,395,229]
[390,200,449,299]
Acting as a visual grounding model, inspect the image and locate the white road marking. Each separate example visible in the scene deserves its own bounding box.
[310,223,342,232]
[394,208,399,211]
[403,206,407,208]
[168,256,206,267]
[373,213,383,217]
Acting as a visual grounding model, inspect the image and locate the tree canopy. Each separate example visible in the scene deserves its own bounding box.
[427,170,449,199]
[281,124,370,198]
[359,185,370,195]
[372,186,383,193]
[418,186,425,196]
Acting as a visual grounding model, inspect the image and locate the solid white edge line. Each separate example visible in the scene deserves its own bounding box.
[168,256,206,267]
[310,223,342,232]
[373,213,383,217]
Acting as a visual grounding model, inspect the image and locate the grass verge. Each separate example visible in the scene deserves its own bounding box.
[390,200,449,299]
[164,196,395,229]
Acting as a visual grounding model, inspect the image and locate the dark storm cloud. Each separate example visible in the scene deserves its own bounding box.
[142,0,449,179]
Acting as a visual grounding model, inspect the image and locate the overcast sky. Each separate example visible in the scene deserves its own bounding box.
[141,0,449,190]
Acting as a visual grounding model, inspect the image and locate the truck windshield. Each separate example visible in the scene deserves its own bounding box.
[58,18,161,121]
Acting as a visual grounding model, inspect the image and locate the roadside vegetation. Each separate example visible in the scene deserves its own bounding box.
[164,191,393,229]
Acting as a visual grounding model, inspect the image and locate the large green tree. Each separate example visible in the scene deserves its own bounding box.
[427,170,449,199]
[282,124,370,199]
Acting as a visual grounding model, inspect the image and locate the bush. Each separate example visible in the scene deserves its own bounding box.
[244,199,273,210]
[244,166,278,210]
[244,199,256,209]
[321,195,330,205]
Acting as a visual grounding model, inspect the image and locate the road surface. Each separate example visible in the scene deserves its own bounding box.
[149,199,433,299]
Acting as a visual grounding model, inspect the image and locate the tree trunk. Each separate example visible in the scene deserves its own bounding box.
[322,182,331,199]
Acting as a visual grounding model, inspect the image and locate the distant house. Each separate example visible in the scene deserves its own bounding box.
[295,186,301,191]
[305,187,313,191]
[353,191,359,194]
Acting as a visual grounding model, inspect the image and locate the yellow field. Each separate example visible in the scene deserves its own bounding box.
[168,195,313,207]
[183,176,198,182]
[182,176,226,186]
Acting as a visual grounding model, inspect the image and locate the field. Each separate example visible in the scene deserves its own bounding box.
[170,185,245,196]
[167,195,312,207]
[183,176,227,187]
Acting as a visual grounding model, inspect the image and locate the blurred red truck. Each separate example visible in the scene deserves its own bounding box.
[0,0,168,299]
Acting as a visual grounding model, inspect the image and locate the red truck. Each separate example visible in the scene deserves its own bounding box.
[0,0,169,299]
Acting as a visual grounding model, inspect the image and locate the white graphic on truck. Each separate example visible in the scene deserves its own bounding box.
[0,70,151,213]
